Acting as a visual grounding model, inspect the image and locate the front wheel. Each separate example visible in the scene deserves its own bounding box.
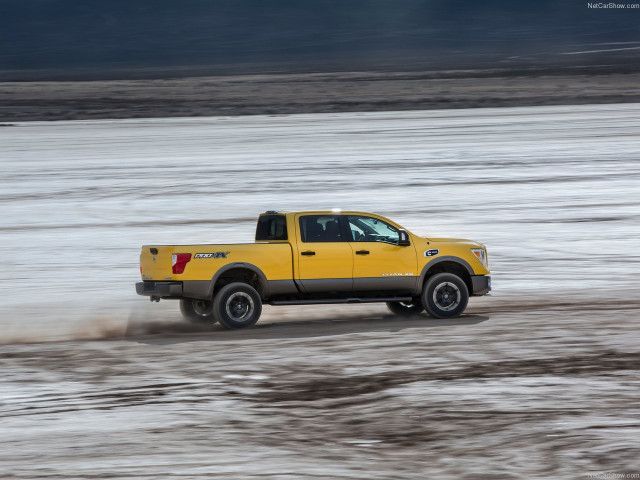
[213,282,262,330]
[180,298,217,324]
[422,272,469,319]
[386,300,425,317]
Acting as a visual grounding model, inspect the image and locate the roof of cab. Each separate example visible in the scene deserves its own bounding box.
[261,210,393,219]
[262,209,357,215]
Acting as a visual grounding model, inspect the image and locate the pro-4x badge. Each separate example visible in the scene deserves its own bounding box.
[424,249,439,257]
[194,252,230,259]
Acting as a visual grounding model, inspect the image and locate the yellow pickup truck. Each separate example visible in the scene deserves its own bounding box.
[136,210,491,329]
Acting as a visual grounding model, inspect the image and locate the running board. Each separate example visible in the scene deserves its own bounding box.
[269,297,413,306]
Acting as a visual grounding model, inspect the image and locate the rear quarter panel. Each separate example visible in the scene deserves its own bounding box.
[140,243,293,281]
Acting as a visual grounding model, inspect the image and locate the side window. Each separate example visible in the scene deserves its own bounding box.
[255,215,288,241]
[347,216,400,245]
[299,215,344,242]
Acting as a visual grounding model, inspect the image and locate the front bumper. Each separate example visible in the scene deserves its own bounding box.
[136,281,183,298]
[470,275,491,296]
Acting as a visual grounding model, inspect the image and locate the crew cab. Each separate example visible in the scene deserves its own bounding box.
[136,210,491,329]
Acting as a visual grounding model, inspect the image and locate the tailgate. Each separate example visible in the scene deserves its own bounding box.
[140,245,175,281]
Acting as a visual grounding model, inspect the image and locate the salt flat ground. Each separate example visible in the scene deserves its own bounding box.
[1,104,639,478]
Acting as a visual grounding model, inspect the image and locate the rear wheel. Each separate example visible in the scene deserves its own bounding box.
[213,282,262,330]
[422,272,469,319]
[180,298,217,324]
[386,300,425,316]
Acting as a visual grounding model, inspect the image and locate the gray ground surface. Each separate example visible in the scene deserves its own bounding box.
[2,301,640,479]
[1,104,639,478]
[3,69,640,121]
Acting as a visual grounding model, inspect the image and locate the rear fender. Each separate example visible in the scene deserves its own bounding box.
[210,262,269,297]
[180,263,268,300]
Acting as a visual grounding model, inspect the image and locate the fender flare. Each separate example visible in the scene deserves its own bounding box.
[416,256,474,294]
[208,262,270,298]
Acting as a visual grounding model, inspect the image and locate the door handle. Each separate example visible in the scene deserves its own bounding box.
[301,251,316,256]
[355,250,370,255]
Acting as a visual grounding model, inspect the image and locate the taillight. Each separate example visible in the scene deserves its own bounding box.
[172,253,192,274]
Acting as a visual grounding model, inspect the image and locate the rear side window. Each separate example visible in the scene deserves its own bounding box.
[256,215,288,241]
[299,215,343,242]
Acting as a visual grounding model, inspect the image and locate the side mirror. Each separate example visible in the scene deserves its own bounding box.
[398,229,411,246]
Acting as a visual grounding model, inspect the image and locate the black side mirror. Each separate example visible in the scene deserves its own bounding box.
[398,229,411,246]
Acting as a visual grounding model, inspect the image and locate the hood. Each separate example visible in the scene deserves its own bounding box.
[416,236,486,249]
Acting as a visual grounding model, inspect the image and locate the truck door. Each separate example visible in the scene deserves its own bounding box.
[345,214,418,293]
[295,214,353,293]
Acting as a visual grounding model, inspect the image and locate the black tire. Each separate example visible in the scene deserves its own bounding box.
[386,300,425,317]
[213,282,262,330]
[422,272,469,319]
[180,298,217,324]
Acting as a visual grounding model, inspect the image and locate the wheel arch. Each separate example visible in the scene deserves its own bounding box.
[417,256,474,294]
[208,263,269,299]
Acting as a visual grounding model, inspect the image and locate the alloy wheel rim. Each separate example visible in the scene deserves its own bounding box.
[225,292,254,321]
[192,300,210,316]
[432,282,461,311]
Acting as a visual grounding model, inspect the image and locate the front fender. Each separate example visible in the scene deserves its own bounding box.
[416,256,474,294]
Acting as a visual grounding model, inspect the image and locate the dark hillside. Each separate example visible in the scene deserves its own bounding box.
[1,0,639,80]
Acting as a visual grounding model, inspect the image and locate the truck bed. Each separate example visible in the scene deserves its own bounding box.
[139,243,293,282]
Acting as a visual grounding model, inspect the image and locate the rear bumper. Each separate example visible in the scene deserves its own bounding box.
[136,281,183,298]
[470,275,491,296]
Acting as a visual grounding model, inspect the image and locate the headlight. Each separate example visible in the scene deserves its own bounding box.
[471,248,488,268]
